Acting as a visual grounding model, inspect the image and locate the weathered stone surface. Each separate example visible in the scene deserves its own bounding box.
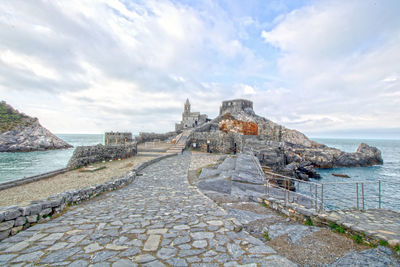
[143,235,161,251]
[328,246,398,267]
[112,259,137,267]
[11,251,44,262]
[0,102,72,152]
[0,220,14,231]
[156,247,178,260]
[4,208,21,221]
[67,143,137,169]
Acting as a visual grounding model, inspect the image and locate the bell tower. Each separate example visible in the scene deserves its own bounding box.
[184,98,191,115]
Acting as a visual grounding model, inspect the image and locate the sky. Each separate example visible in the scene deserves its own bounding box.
[0,0,399,139]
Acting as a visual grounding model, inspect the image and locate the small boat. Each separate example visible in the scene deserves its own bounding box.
[332,173,350,178]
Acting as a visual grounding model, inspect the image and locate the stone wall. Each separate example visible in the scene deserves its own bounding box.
[188,132,245,153]
[67,143,137,169]
[220,99,253,115]
[0,153,177,241]
[135,131,178,144]
[105,132,132,145]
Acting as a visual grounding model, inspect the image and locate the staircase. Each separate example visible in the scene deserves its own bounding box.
[166,130,192,154]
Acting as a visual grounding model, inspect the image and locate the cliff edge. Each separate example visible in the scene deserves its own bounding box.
[0,101,72,152]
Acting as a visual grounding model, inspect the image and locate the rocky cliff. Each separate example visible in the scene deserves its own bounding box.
[0,102,72,152]
[189,99,383,180]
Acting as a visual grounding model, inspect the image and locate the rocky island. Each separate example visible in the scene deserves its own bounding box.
[147,99,383,180]
[0,101,72,152]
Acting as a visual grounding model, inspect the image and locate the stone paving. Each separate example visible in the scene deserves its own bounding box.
[318,208,400,246]
[0,152,295,266]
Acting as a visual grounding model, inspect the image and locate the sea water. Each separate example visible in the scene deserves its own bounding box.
[308,138,400,211]
[0,134,103,183]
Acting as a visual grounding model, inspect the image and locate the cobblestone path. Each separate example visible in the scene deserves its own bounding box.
[0,153,295,266]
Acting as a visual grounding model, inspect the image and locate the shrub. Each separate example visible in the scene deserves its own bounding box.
[329,222,345,234]
[264,231,271,241]
[379,240,389,247]
[304,218,314,226]
[351,234,363,244]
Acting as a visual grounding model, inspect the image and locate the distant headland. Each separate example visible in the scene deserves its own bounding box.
[0,101,72,152]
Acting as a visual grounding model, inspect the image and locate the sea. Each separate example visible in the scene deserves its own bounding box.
[0,135,399,211]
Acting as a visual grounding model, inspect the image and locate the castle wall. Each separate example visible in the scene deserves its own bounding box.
[188,132,244,154]
[67,143,137,169]
[135,131,178,144]
[220,99,253,115]
[105,132,132,145]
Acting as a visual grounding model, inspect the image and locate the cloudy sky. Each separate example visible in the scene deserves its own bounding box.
[1,0,399,138]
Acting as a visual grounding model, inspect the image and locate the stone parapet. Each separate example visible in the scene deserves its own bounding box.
[67,143,137,169]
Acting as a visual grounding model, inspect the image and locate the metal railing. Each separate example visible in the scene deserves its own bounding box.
[248,151,400,212]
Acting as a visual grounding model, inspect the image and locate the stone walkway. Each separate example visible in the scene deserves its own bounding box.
[0,152,295,266]
[318,208,400,246]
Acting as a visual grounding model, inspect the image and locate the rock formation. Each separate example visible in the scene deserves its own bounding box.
[0,101,72,152]
[188,99,383,180]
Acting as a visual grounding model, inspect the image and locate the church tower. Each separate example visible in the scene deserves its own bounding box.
[184,98,191,115]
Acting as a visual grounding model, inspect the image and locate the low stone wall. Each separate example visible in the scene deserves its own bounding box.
[257,195,399,248]
[67,143,137,169]
[0,153,177,241]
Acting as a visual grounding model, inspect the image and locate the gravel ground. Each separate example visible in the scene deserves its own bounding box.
[0,155,156,207]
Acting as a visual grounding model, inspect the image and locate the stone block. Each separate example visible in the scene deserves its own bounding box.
[0,211,4,222]
[0,229,11,241]
[27,215,38,223]
[49,198,63,207]
[0,220,14,231]
[40,201,52,209]
[11,226,23,235]
[39,208,52,216]
[28,204,42,215]
[14,217,27,227]
[19,206,31,216]
[4,208,21,220]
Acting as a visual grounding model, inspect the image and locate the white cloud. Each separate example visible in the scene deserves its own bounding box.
[259,0,400,134]
[0,50,59,80]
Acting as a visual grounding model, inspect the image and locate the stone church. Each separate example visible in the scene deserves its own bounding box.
[175,99,208,131]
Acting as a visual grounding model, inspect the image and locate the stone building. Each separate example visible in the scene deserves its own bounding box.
[220,99,253,115]
[105,132,132,145]
[175,99,208,131]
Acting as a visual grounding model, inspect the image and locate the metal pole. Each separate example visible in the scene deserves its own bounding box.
[315,184,318,211]
[362,183,365,211]
[356,183,359,210]
[378,180,381,209]
[321,184,324,211]
[285,185,287,206]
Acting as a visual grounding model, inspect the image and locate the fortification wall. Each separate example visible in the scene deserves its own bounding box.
[220,99,253,115]
[135,131,178,144]
[105,132,132,145]
[189,132,244,153]
[67,143,137,169]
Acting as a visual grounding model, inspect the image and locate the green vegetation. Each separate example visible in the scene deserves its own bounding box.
[304,218,314,226]
[263,231,271,241]
[0,101,35,133]
[394,243,400,252]
[351,234,363,244]
[329,222,346,234]
[379,240,389,247]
